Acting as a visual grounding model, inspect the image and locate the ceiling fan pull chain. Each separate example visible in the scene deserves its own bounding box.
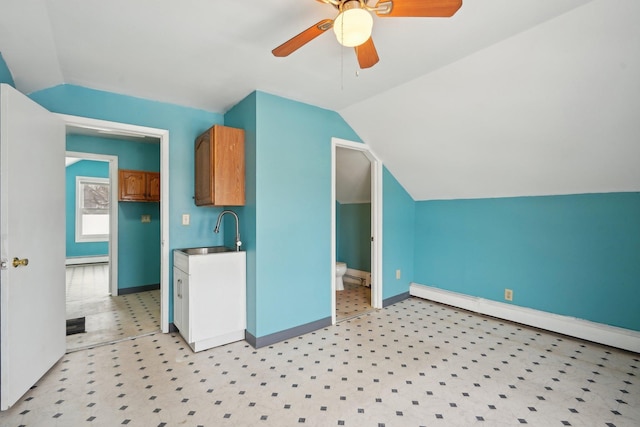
[341,15,345,91]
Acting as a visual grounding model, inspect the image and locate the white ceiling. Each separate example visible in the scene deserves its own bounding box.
[2,0,638,201]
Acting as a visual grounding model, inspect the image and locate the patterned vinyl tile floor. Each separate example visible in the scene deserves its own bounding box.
[2,297,638,426]
[336,282,372,321]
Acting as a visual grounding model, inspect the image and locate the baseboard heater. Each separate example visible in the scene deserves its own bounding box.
[65,256,108,265]
[410,283,640,354]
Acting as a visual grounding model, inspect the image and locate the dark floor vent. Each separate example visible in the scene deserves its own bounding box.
[66,317,86,336]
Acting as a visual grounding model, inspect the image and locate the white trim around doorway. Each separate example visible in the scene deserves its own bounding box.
[331,137,383,325]
[59,114,170,334]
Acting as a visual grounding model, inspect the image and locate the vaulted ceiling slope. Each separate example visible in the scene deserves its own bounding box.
[1,0,637,201]
[341,0,640,200]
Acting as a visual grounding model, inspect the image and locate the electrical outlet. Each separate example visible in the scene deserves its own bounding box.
[504,288,513,301]
[182,214,190,225]
[396,269,401,280]
[141,214,151,223]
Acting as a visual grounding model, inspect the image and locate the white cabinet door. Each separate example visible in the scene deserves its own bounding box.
[189,252,246,345]
[173,267,184,331]
[182,272,190,343]
[0,84,66,410]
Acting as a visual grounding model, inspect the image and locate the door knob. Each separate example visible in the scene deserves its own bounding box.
[12,257,29,268]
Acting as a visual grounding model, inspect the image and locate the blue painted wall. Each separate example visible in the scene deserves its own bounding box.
[0,52,15,87]
[227,91,360,338]
[30,85,225,309]
[68,134,160,170]
[382,167,416,299]
[226,91,416,339]
[67,134,161,289]
[28,83,416,336]
[224,91,258,333]
[65,159,109,258]
[414,192,640,331]
[117,202,161,289]
[337,202,371,272]
[253,91,367,337]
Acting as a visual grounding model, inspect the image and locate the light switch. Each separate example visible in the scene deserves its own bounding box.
[182,214,190,225]
[141,214,151,223]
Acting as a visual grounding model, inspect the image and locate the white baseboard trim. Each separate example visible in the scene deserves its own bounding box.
[344,268,371,287]
[65,256,109,265]
[410,283,640,354]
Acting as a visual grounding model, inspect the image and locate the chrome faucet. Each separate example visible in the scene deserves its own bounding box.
[214,210,242,251]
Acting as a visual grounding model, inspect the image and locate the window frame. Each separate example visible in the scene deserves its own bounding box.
[75,176,110,243]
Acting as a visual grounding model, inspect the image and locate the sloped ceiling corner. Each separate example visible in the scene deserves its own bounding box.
[0,0,64,93]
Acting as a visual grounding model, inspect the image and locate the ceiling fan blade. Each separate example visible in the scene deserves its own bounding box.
[375,0,462,18]
[354,37,379,69]
[272,19,333,57]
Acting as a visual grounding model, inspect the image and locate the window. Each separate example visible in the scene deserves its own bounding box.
[76,176,110,242]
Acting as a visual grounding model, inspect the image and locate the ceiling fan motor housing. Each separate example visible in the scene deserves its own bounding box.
[334,1,374,47]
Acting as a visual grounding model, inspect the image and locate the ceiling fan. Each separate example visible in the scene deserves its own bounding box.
[272,0,463,69]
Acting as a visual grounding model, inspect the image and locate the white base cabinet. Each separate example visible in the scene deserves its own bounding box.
[173,249,246,352]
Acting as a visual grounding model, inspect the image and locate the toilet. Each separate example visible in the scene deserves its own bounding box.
[336,262,347,291]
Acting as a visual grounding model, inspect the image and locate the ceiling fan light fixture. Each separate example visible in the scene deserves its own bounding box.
[333,2,373,47]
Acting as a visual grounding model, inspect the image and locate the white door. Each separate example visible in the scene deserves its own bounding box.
[0,83,66,410]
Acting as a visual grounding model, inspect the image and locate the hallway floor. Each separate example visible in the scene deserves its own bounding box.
[66,264,160,351]
[2,297,638,426]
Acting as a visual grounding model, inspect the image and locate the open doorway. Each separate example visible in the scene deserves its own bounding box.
[64,152,117,350]
[60,116,170,353]
[65,137,162,351]
[331,138,383,324]
[335,147,372,320]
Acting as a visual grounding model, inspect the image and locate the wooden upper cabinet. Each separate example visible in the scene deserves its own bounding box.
[119,169,160,202]
[195,125,245,206]
[147,172,160,201]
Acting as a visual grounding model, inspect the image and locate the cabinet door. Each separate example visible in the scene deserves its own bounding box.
[119,169,147,201]
[182,273,190,343]
[173,268,185,331]
[213,125,245,206]
[194,125,245,206]
[147,172,160,202]
[194,130,213,206]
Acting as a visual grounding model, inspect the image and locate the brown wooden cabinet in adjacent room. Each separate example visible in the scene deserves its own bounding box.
[119,169,160,202]
[194,125,245,206]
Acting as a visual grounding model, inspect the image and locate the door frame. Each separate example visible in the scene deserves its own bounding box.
[65,151,119,296]
[59,114,170,333]
[331,137,383,324]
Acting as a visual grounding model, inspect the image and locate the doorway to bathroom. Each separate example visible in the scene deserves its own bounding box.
[331,138,382,323]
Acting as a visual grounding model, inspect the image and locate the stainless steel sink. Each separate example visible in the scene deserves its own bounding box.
[177,246,235,255]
